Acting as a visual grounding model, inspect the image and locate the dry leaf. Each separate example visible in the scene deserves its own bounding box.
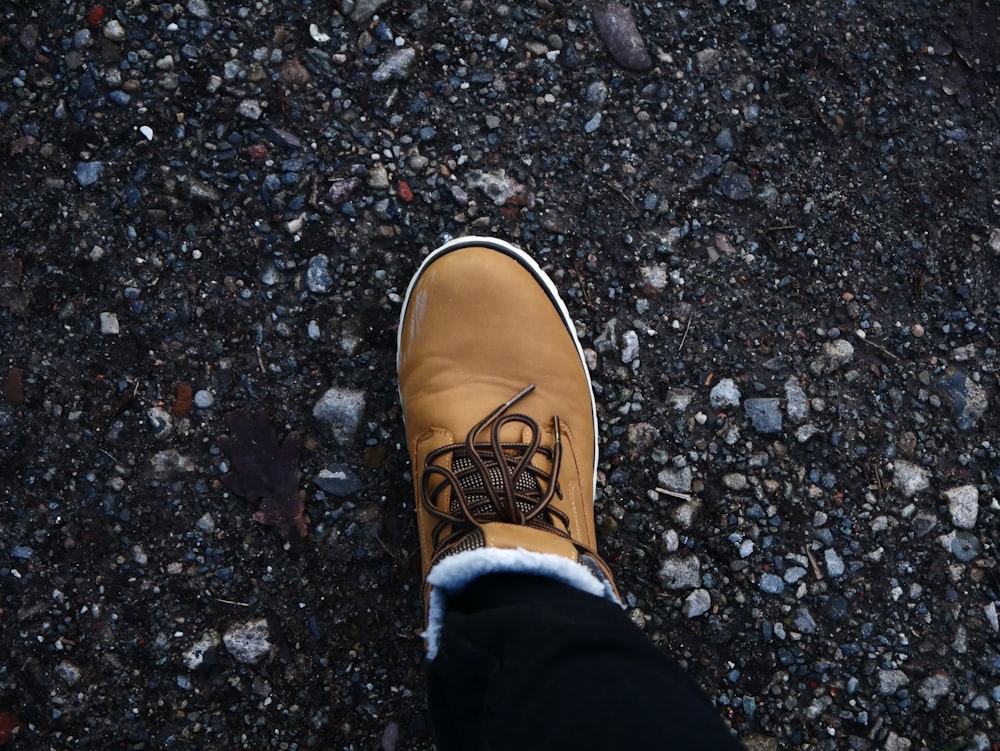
[218,409,306,539]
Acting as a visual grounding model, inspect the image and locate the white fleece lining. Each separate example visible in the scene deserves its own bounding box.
[422,547,621,659]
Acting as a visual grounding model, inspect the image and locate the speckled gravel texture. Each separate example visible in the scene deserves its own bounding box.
[2,1,999,749]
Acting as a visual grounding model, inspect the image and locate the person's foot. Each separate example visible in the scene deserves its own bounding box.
[397,237,620,655]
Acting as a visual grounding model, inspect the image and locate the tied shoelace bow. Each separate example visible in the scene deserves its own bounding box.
[421,384,574,549]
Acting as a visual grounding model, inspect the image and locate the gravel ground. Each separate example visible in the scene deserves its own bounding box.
[2,1,999,748]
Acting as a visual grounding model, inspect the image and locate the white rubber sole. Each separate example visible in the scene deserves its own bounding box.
[396,235,599,501]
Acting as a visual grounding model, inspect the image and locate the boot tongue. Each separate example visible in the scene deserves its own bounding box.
[449,450,545,521]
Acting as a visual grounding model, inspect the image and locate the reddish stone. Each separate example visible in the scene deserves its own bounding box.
[0,710,23,746]
[87,5,105,26]
[2,367,24,405]
[172,381,193,417]
[397,180,414,203]
[247,143,268,160]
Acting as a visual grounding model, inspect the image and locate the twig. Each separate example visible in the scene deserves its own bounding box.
[677,315,692,353]
[764,224,797,233]
[607,180,637,211]
[255,346,266,373]
[858,336,900,362]
[804,547,823,580]
[655,487,693,502]
[215,597,250,607]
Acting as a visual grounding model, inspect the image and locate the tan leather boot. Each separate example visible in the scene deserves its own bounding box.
[397,236,621,656]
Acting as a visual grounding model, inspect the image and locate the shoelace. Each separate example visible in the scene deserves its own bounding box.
[420,384,573,551]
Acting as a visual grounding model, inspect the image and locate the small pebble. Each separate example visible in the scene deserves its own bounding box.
[892,460,929,497]
[372,47,416,83]
[682,588,712,618]
[658,555,701,590]
[759,573,785,595]
[591,1,652,71]
[720,173,752,200]
[76,162,105,187]
[620,330,639,363]
[100,312,120,335]
[744,398,782,434]
[103,20,126,42]
[709,378,741,409]
[197,513,216,534]
[223,619,271,664]
[306,255,334,293]
[824,548,845,577]
[313,387,366,444]
[194,390,214,408]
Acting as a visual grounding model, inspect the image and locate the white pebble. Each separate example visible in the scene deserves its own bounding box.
[100,312,120,335]
[223,619,271,664]
[682,588,711,618]
[104,20,126,42]
[944,485,979,529]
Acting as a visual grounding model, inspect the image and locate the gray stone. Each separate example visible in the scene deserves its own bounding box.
[100,311,120,335]
[884,733,913,751]
[236,99,263,120]
[658,555,700,590]
[366,163,390,190]
[919,672,952,709]
[951,531,981,562]
[824,548,845,577]
[892,460,929,497]
[372,47,416,83]
[938,370,988,431]
[795,423,820,443]
[621,330,639,363]
[584,112,602,133]
[103,20,126,42]
[306,254,334,293]
[944,485,979,529]
[784,377,809,423]
[682,588,711,617]
[183,631,220,669]
[313,387,366,444]
[223,619,270,664]
[314,467,363,497]
[75,161,104,187]
[657,466,692,494]
[187,0,212,18]
[759,573,785,595]
[350,0,390,23]
[722,473,748,491]
[810,339,855,375]
[709,378,741,409]
[194,389,214,408]
[196,512,216,534]
[55,660,82,685]
[783,566,807,583]
[147,406,173,439]
[591,1,651,71]
[792,607,817,634]
[149,449,195,478]
[188,179,220,203]
[744,398,782,434]
[720,173,752,200]
[878,669,910,695]
[467,169,524,206]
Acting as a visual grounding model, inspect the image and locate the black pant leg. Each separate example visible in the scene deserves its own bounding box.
[426,573,746,751]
